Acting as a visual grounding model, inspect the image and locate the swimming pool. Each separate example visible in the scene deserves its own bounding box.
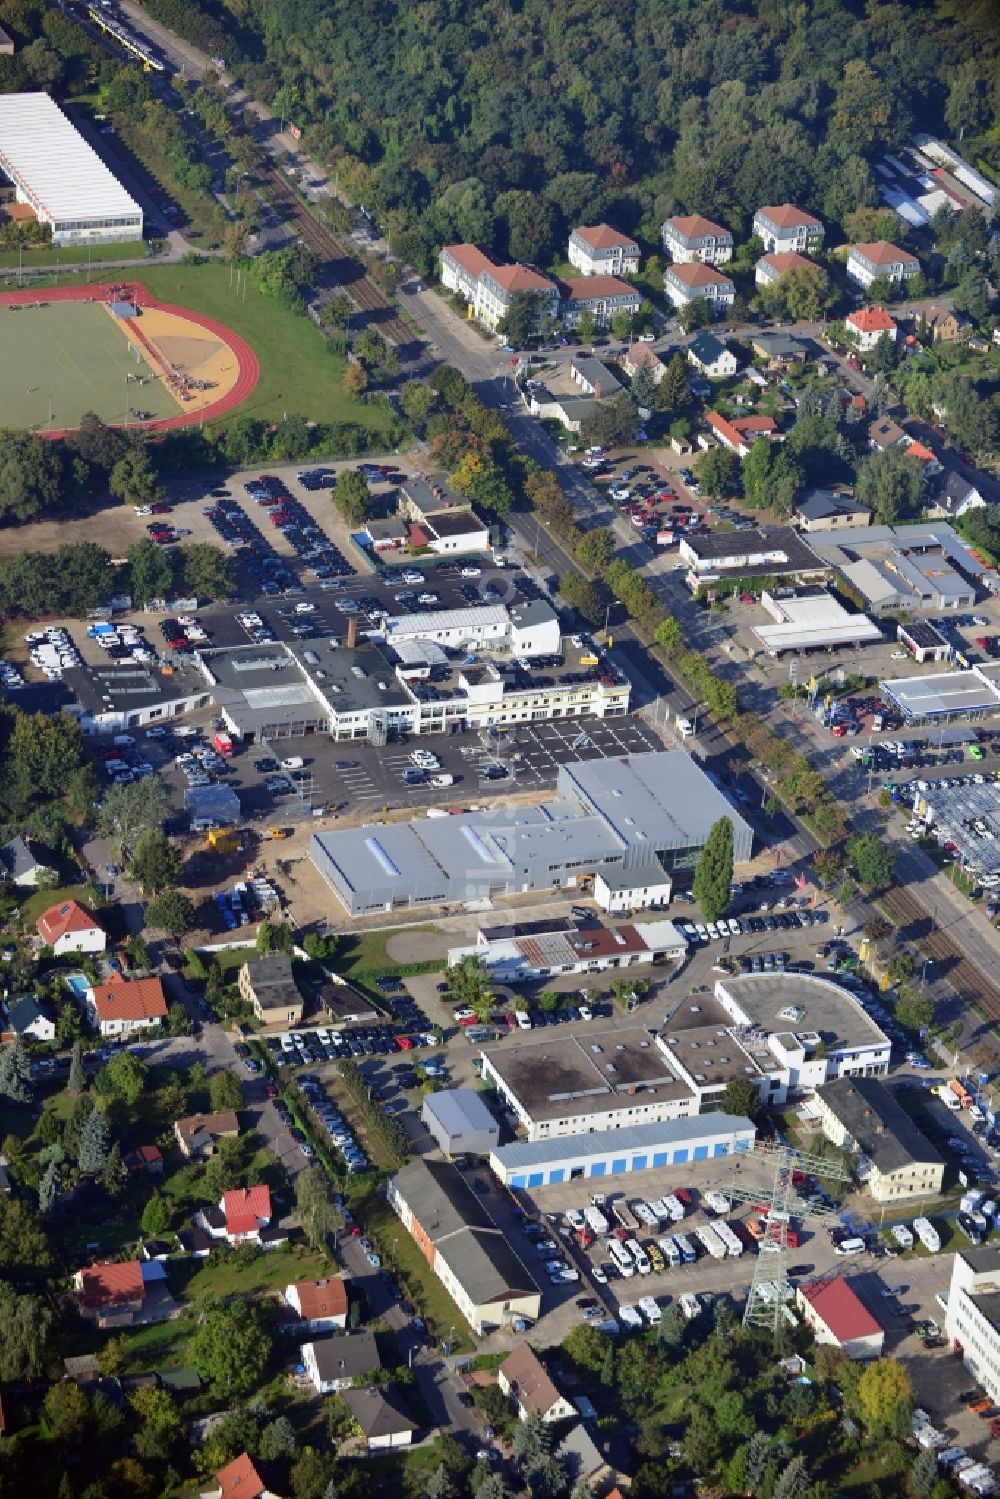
[64,972,90,1000]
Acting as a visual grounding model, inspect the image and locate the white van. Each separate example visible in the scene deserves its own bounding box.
[676,716,694,739]
[430,773,454,787]
[834,1237,866,1256]
[281,756,304,770]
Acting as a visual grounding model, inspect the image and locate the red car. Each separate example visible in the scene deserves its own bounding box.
[150,503,172,514]
[395,1035,413,1050]
[268,511,290,526]
[348,1224,362,1237]
[263,1082,277,1099]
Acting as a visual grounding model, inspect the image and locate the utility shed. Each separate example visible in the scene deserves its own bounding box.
[184,783,241,829]
[421,1089,500,1157]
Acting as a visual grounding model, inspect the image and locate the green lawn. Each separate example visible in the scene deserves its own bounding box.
[333,926,442,988]
[139,262,396,429]
[360,1193,472,1352]
[175,1243,332,1302]
[0,241,151,272]
[15,883,98,930]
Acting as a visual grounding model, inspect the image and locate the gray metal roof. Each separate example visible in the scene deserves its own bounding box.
[817,1076,942,1174]
[390,1158,496,1242]
[490,1114,755,1171]
[880,667,1000,720]
[423,1089,499,1138]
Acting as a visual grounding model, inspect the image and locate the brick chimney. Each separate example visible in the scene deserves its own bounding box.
[346,616,358,649]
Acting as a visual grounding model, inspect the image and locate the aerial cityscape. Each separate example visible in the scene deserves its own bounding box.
[0,0,999,1495]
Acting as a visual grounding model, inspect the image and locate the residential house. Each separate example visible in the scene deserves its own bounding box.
[661,213,733,265]
[793,490,873,532]
[439,244,558,331]
[622,343,666,385]
[569,356,624,399]
[36,899,105,955]
[202,1453,284,1499]
[195,1186,277,1246]
[174,1110,240,1160]
[0,836,54,886]
[845,306,897,351]
[556,1423,617,1492]
[122,1145,164,1177]
[301,1331,380,1394]
[902,438,943,477]
[73,1260,146,1328]
[752,204,824,255]
[284,1277,349,1333]
[526,387,600,433]
[815,1075,944,1203]
[754,250,821,287]
[686,331,738,379]
[927,470,986,521]
[342,1386,418,1450]
[922,304,963,342]
[868,417,908,452]
[2,995,55,1042]
[498,1342,577,1423]
[663,261,735,312]
[749,332,807,363]
[86,973,167,1038]
[846,241,920,290]
[396,477,490,556]
[796,1277,884,1359]
[560,275,642,328]
[567,224,640,278]
[706,410,777,458]
[237,953,303,1028]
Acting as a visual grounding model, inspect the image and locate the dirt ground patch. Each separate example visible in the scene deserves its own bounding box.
[384,929,453,963]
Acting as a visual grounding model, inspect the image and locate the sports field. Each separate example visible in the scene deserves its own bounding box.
[0,299,178,430]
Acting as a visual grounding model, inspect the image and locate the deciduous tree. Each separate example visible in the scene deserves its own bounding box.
[188,1296,272,1397]
[693,816,734,923]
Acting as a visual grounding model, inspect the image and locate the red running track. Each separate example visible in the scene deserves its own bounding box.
[0,280,259,437]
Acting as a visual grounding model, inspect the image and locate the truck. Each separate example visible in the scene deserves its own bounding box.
[608,1238,636,1277]
[211,731,233,756]
[951,1078,975,1109]
[678,1292,701,1320]
[673,1233,697,1264]
[635,1201,659,1229]
[704,1190,731,1216]
[913,1216,941,1252]
[714,1221,744,1257]
[611,1200,640,1235]
[626,1238,652,1274]
[695,1224,727,1261]
[638,1295,662,1325]
[584,1205,610,1236]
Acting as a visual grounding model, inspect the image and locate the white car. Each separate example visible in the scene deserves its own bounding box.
[295,602,315,613]
[592,1265,608,1284]
[460,565,481,578]
[706,923,720,940]
[401,571,424,585]
[890,650,907,660]
[133,505,152,516]
[417,592,439,604]
[578,1004,592,1022]
[694,924,709,942]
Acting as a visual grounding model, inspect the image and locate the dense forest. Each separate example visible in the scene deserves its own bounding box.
[130,0,1000,271]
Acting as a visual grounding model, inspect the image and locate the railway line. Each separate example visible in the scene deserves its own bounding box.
[883,882,1000,1024]
[259,166,417,351]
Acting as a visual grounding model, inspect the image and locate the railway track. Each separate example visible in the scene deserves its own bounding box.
[260,166,417,349]
[883,882,1000,1023]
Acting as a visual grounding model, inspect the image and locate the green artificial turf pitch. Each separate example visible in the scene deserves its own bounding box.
[0,299,177,430]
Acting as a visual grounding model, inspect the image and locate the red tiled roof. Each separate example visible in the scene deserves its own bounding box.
[442,243,496,281]
[707,411,775,452]
[407,524,431,547]
[223,1185,271,1236]
[906,441,936,463]
[216,1452,268,1499]
[627,343,663,370]
[488,263,552,293]
[800,1277,880,1342]
[758,203,822,230]
[564,275,638,301]
[290,1276,348,1321]
[759,251,818,276]
[125,1145,163,1169]
[574,223,638,251]
[847,306,896,334]
[89,973,167,1024]
[666,213,731,241]
[733,416,777,436]
[851,240,918,267]
[668,262,733,288]
[36,899,102,944]
[78,1259,145,1310]
[500,1342,564,1415]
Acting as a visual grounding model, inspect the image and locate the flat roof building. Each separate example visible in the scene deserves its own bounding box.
[64,657,211,734]
[945,1243,1000,1404]
[387,1158,540,1332]
[421,1089,500,1158]
[0,93,142,246]
[751,589,882,657]
[880,661,1000,725]
[814,1076,944,1203]
[679,527,827,590]
[310,751,754,916]
[489,1114,756,1187]
[810,522,984,617]
[447,915,685,983]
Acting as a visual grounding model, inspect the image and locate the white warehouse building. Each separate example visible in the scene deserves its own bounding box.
[0,93,142,247]
[946,1244,1000,1403]
[489,1115,756,1189]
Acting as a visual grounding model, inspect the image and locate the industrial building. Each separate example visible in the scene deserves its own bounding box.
[809,522,986,617]
[879,662,1000,726]
[421,1089,500,1158]
[64,656,211,734]
[814,1076,944,1203]
[480,971,889,1142]
[0,93,142,247]
[448,913,687,981]
[896,621,951,665]
[387,1158,540,1333]
[796,1277,884,1359]
[946,1244,1000,1402]
[310,751,753,916]
[488,1115,756,1188]
[750,589,882,657]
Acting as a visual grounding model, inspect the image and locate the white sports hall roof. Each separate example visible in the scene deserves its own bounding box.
[0,93,140,224]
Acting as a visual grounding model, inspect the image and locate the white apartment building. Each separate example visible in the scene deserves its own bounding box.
[946,1245,1000,1402]
[846,241,920,290]
[663,261,735,311]
[752,204,824,254]
[661,214,733,265]
[567,223,640,277]
[439,244,558,330]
